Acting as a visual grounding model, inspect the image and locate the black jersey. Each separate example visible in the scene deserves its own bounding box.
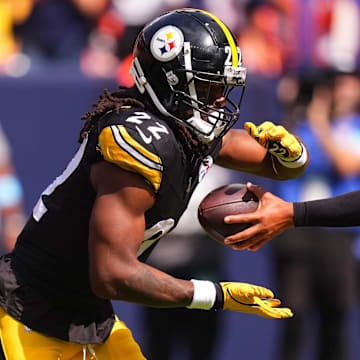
[0,107,222,344]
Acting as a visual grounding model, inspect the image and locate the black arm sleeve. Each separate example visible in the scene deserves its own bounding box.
[293,190,360,227]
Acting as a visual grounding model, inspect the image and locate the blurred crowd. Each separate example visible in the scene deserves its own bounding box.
[1,0,360,81]
[2,1,360,360]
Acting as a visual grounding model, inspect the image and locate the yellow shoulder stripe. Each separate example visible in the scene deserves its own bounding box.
[197,9,238,67]
[118,125,161,164]
[98,125,163,192]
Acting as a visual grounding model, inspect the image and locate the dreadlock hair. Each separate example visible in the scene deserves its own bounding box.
[79,86,210,159]
[79,87,144,142]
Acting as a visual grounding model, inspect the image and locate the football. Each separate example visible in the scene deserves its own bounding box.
[198,183,259,244]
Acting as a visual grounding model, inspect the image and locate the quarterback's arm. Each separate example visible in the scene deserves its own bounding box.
[294,191,360,227]
[216,128,308,180]
[224,183,360,251]
[88,161,292,318]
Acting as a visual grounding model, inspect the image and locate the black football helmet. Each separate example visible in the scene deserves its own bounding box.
[130,8,247,142]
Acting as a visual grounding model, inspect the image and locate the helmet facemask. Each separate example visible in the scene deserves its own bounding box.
[131,51,246,143]
[165,63,246,142]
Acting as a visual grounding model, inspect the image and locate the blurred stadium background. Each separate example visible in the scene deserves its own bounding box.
[1,0,360,359]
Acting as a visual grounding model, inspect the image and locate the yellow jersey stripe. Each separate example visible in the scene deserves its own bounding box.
[197,9,238,67]
[98,126,163,191]
[117,125,161,165]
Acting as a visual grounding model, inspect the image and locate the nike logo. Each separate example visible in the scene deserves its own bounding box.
[136,126,152,144]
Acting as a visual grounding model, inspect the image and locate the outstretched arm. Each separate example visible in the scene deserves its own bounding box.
[223,183,295,251]
[294,191,360,227]
[88,161,292,318]
[223,183,360,251]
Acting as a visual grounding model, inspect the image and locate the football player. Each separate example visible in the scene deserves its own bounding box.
[0,8,308,360]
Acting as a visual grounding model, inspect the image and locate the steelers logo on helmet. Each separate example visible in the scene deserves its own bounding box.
[150,25,184,62]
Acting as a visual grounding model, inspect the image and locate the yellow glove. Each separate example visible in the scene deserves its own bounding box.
[244,121,302,162]
[217,282,293,319]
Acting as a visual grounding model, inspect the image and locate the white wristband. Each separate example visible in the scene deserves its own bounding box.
[276,144,308,168]
[186,279,217,310]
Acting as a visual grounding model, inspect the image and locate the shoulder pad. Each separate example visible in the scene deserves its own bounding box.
[98,109,171,192]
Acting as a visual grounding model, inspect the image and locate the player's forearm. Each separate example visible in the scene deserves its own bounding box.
[294,190,360,227]
[91,256,293,318]
[92,260,194,308]
[217,130,308,180]
[217,152,307,181]
[266,153,308,180]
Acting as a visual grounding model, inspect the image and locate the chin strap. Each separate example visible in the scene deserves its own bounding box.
[186,116,215,142]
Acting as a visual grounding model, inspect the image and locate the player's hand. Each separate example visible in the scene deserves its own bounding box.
[244,121,302,162]
[223,182,295,251]
[217,282,293,319]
